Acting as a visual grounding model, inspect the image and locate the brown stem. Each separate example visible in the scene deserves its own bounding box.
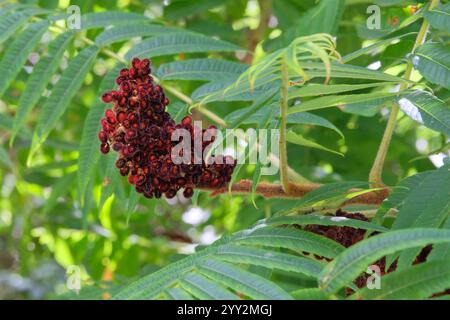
[202,180,389,206]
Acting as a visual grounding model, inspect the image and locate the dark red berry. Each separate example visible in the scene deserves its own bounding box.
[105,109,116,124]
[102,93,112,103]
[98,131,108,143]
[165,189,177,199]
[119,167,129,176]
[181,116,192,126]
[120,68,129,77]
[115,158,126,168]
[112,142,123,151]
[210,178,220,188]
[132,58,141,68]
[117,112,126,122]
[140,58,150,69]
[110,90,121,99]
[100,143,110,154]
[183,187,194,198]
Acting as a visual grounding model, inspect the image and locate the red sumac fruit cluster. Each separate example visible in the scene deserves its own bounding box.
[98,58,236,199]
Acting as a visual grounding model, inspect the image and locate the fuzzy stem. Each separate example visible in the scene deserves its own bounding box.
[203,180,389,206]
[368,0,439,188]
[279,57,291,192]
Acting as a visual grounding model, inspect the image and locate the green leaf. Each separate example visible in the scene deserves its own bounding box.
[0,20,49,97]
[193,79,276,103]
[81,11,149,30]
[342,32,417,63]
[125,33,243,59]
[266,215,388,233]
[99,153,121,210]
[251,118,279,205]
[127,188,140,213]
[399,90,450,136]
[264,0,345,51]
[393,166,450,270]
[288,92,402,115]
[319,228,450,293]
[0,11,32,45]
[180,273,238,300]
[164,0,223,20]
[287,112,344,139]
[415,43,450,89]
[226,104,343,138]
[375,171,432,223]
[215,244,324,279]
[198,259,292,300]
[234,227,345,259]
[302,62,408,83]
[227,147,252,194]
[428,218,450,262]
[226,105,276,194]
[11,32,74,145]
[224,89,278,128]
[0,145,13,169]
[78,64,124,200]
[291,288,332,300]
[156,58,247,82]
[42,172,76,215]
[0,4,30,18]
[28,160,77,172]
[168,101,189,123]
[166,287,194,300]
[113,221,337,300]
[288,82,394,99]
[350,260,450,300]
[275,182,368,214]
[113,258,195,299]
[424,3,450,33]
[28,46,99,165]
[343,94,395,117]
[95,23,181,46]
[373,0,417,5]
[393,166,450,230]
[286,131,343,156]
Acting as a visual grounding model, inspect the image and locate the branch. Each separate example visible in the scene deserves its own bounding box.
[203,180,389,206]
